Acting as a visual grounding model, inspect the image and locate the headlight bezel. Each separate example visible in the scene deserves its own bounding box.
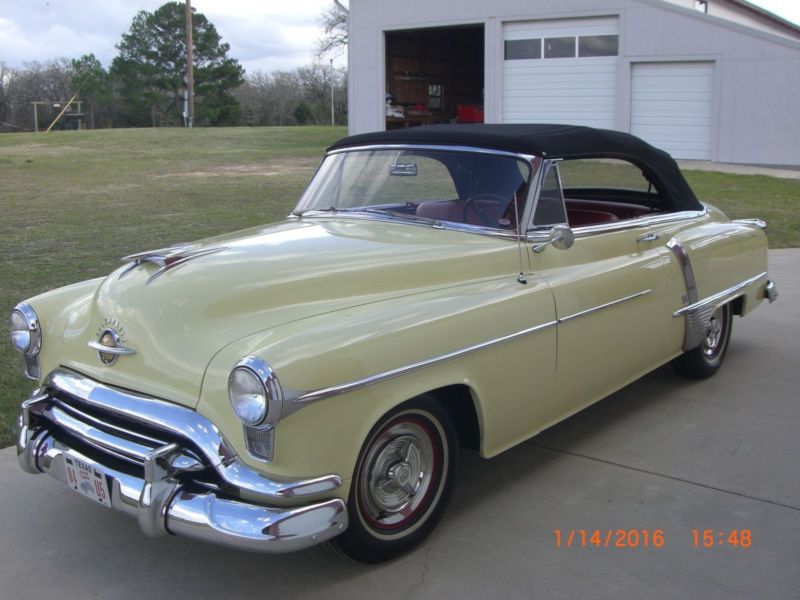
[9,302,41,380]
[227,356,283,428]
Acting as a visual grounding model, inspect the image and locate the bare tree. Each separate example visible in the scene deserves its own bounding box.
[233,64,347,127]
[0,62,11,126]
[2,59,73,131]
[317,1,348,58]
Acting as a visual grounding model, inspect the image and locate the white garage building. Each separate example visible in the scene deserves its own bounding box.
[346,0,800,165]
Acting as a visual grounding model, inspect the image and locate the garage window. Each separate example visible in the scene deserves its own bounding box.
[505,39,541,60]
[578,35,618,57]
[544,37,576,59]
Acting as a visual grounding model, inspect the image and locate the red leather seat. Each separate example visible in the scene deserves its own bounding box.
[566,208,619,227]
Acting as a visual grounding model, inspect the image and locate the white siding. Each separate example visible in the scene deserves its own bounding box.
[630,62,715,160]
[502,17,618,128]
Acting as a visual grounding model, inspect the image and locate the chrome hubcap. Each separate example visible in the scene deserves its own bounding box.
[702,307,725,357]
[359,420,437,529]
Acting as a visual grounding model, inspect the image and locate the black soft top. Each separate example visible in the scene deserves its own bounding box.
[329,124,702,211]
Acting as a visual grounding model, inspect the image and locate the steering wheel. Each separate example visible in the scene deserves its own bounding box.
[462,193,513,228]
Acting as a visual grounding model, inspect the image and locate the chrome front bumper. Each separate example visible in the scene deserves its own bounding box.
[15,370,348,554]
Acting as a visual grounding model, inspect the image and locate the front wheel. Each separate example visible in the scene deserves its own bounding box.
[331,397,458,563]
[672,303,733,379]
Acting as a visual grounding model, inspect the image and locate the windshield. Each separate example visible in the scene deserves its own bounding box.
[294,149,533,230]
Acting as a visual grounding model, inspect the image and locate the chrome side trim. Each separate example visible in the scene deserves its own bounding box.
[570,208,709,238]
[293,319,558,404]
[558,290,652,324]
[732,218,767,230]
[673,272,768,318]
[666,238,699,305]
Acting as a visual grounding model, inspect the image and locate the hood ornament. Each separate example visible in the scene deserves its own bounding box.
[119,244,227,284]
[88,318,136,366]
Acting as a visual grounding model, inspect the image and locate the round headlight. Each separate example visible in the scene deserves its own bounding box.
[10,304,40,356]
[228,367,267,426]
[228,356,284,427]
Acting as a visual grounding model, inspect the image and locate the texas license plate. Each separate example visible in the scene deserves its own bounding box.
[64,454,112,508]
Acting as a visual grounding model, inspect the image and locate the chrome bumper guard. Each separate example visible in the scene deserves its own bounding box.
[764,280,778,303]
[15,369,348,554]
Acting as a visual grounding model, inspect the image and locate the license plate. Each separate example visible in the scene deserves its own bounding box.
[64,454,112,508]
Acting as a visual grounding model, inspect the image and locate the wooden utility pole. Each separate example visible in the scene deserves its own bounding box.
[185,0,194,127]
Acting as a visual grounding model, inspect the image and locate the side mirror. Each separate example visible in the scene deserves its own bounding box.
[532,224,575,253]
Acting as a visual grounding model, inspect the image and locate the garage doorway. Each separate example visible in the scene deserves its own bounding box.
[385,25,484,130]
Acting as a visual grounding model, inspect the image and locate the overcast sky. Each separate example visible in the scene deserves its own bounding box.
[1,0,798,75]
[0,0,346,74]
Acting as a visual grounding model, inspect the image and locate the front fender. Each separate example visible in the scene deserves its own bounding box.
[198,275,557,485]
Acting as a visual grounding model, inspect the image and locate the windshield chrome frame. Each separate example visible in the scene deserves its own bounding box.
[293,144,540,241]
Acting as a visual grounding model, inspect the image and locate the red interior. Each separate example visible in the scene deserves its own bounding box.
[415,198,654,228]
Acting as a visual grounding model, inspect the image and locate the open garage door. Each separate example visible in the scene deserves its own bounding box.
[631,62,715,160]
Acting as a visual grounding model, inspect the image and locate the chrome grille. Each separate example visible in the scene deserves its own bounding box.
[29,388,200,474]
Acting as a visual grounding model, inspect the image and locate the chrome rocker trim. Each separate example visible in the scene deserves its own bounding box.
[15,370,348,553]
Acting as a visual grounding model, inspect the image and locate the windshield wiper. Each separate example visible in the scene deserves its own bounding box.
[360,207,438,225]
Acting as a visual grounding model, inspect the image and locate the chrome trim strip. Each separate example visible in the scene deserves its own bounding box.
[87,340,137,356]
[732,218,767,230]
[294,319,558,404]
[570,208,709,238]
[666,238,699,305]
[558,290,652,324]
[673,272,768,318]
[327,143,536,162]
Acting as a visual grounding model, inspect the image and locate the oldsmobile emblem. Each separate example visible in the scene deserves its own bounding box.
[88,318,136,366]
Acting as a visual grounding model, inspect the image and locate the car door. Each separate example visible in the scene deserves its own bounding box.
[528,161,677,423]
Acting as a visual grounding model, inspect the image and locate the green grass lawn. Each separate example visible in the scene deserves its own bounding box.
[0,126,797,448]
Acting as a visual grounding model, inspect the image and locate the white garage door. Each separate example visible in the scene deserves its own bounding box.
[631,62,714,160]
[502,18,619,128]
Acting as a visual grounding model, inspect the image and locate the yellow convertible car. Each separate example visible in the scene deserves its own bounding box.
[11,124,777,563]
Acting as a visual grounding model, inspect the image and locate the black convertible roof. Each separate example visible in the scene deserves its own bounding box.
[328,124,702,211]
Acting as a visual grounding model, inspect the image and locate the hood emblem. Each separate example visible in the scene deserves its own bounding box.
[88,318,136,366]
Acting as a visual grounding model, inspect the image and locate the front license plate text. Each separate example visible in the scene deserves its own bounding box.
[65,454,112,508]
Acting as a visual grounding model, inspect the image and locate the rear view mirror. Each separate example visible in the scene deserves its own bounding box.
[390,162,417,177]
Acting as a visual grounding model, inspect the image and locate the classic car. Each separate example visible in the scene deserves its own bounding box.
[11,124,777,563]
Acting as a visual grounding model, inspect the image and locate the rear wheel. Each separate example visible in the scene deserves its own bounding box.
[332,397,458,563]
[672,303,733,379]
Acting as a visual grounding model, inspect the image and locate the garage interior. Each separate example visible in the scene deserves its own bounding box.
[384,25,484,130]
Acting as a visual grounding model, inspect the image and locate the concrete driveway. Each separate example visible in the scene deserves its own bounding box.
[1,250,798,600]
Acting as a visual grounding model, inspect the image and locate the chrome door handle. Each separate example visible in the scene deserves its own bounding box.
[637,232,660,243]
